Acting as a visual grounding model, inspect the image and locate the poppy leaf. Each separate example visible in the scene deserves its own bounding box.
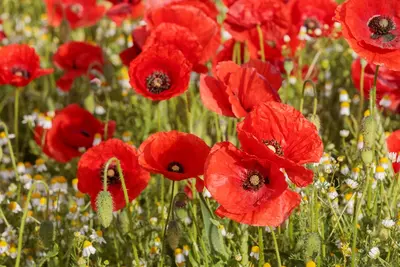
[210,224,229,260]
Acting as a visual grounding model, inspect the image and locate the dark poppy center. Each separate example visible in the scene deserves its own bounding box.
[167,162,184,173]
[11,67,30,79]
[263,140,284,156]
[242,170,269,191]
[146,71,171,94]
[368,15,396,41]
[69,4,83,15]
[304,18,320,31]
[101,165,120,185]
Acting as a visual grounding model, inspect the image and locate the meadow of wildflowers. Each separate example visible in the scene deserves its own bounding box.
[0,0,399,266]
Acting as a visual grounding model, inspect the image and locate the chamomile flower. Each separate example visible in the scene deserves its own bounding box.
[379,95,391,108]
[90,230,106,244]
[183,245,190,256]
[0,131,15,146]
[351,167,361,180]
[67,205,79,220]
[24,162,33,174]
[21,174,33,189]
[149,246,159,258]
[8,202,22,213]
[374,166,385,180]
[82,240,96,257]
[382,219,396,228]
[250,246,260,260]
[94,105,106,115]
[357,135,364,150]
[379,157,390,170]
[1,226,17,243]
[368,247,380,259]
[340,165,350,175]
[203,188,212,198]
[340,102,350,116]
[339,89,349,102]
[34,158,47,172]
[22,115,36,126]
[306,261,316,267]
[0,240,8,253]
[149,217,158,226]
[80,211,92,223]
[345,179,359,189]
[72,178,79,191]
[122,131,132,142]
[16,162,25,174]
[7,244,17,258]
[328,187,339,200]
[74,192,86,206]
[92,133,102,146]
[175,248,185,266]
[218,225,227,237]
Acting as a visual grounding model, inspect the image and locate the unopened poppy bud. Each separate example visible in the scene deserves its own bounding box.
[284,59,294,75]
[361,116,376,149]
[119,210,130,234]
[96,191,113,228]
[59,19,70,43]
[167,220,181,250]
[39,220,54,248]
[361,148,374,164]
[304,233,321,259]
[307,114,321,132]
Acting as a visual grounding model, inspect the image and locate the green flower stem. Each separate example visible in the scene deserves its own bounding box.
[0,207,10,228]
[369,65,380,116]
[271,228,282,267]
[357,61,366,125]
[0,122,21,203]
[350,167,370,267]
[15,180,50,267]
[103,157,139,266]
[256,24,266,62]
[160,180,176,267]
[14,87,21,159]
[258,227,265,267]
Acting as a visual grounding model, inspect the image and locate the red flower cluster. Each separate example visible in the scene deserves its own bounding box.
[106,0,144,25]
[78,139,150,211]
[53,41,104,92]
[387,130,400,173]
[128,0,220,101]
[336,0,400,71]
[0,44,53,87]
[45,0,106,29]
[204,102,323,226]
[352,58,400,113]
[200,60,281,118]
[35,104,116,163]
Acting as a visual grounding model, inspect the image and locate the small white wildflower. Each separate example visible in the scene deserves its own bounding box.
[340,130,349,138]
[250,246,260,260]
[82,240,96,257]
[345,179,359,189]
[368,247,380,259]
[90,230,106,244]
[382,219,395,228]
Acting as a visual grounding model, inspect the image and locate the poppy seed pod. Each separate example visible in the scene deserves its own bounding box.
[96,191,114,228]
[119,210,130,234]
[308,114,321,132]
[167,220,181,250]
[361,116,376,149]
[39,221,55,248]
[361,148,374,165]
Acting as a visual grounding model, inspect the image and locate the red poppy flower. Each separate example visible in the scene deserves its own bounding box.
[145,1,220,63]
[129,44,192,100]
[106,0,144,25]
[53,41,104,92]
[200,60,281,118]
[204,142,300,226]
[237,101,323,187]
[143,23,202,67]
[138,131,211,181]
[352,58,400,112]
[215,190,301,227]
[77,138,150,211]
[119,25,149,66]
[387,130,400,173]
[0,44,53,87]
[335,0,400,71]
[45,0,106,29]
[290,0,337,38]
[34,104,116,163]
[224,0,290,47]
